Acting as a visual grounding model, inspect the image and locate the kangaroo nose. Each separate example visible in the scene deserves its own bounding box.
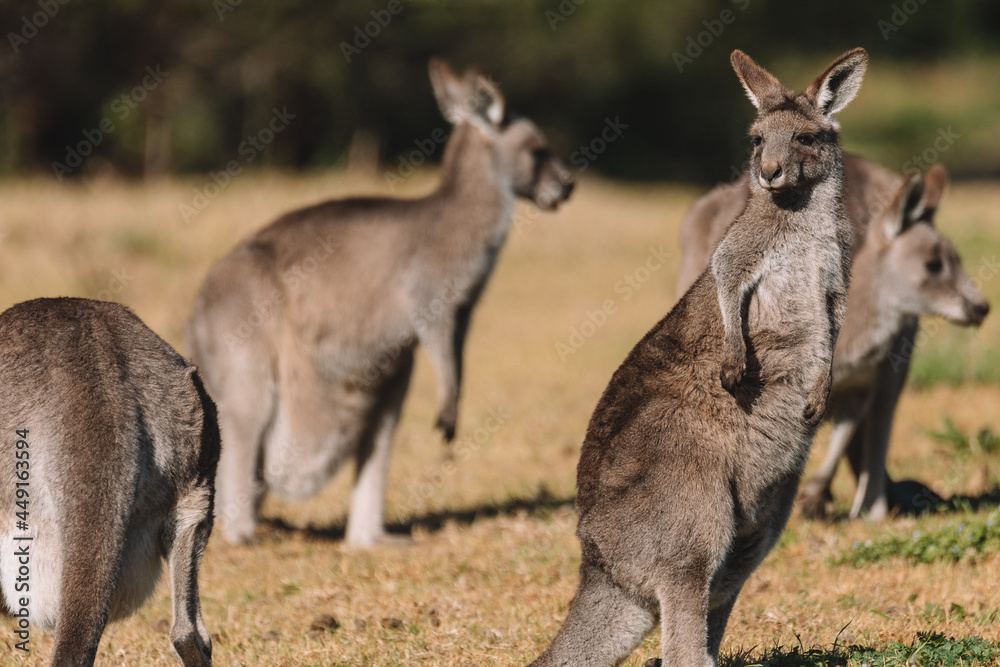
[970,300,990,324]
[761,163,782,182]
[562,179,575,199]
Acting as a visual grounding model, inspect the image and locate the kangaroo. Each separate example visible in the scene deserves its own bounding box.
[0,298,219,667]
[528,48,865,667]
[802,166,989,519]
[677,160,988,520]
[186,58,574,548]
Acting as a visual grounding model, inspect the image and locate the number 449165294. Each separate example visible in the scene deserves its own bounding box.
[15,429,29,529]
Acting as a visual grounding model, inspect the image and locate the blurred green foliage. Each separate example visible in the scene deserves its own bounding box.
[1,0,998,181]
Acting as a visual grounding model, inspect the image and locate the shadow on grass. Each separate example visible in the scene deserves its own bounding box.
[805,486,1000,524]
[258,486,576,542]
[938,488,1000,513]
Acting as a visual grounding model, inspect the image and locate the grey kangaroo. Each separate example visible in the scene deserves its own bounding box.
[677,159,988,520]
[528,48,866,667]
[186,58,574,547]
[0,298,219,667]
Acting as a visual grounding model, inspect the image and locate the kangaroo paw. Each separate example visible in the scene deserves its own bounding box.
[803,370,832,426]
[799,477,834,519]
[720,354,746,394]
[434,414,456,442]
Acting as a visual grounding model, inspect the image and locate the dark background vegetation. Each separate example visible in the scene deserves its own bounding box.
[1,0,998,183]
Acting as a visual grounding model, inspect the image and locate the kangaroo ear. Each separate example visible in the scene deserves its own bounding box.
[428,58,468,125]
[806,48,867,118]
[884,170,925,239]
[730,50,786,109]
[916,163,949,225]
[463,65,505,127]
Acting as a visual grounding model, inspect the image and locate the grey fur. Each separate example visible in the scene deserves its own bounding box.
[186,58,574,547]
[677,158,988,520]
[529,48,866,667]
[0,298,219,667]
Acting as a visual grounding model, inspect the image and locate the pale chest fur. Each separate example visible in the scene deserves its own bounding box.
[747,212,846,371]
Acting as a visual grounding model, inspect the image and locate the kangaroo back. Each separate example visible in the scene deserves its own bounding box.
[0,298,218,667]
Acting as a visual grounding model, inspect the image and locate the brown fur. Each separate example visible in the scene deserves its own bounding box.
[529,48,866,667]
[0,298,219,666]
[186,59,574,547]
[677,157,988,520]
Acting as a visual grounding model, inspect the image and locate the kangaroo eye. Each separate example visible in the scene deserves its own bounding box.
[796,134,816,146]
[751,136,763,147]
[926,259,943,274]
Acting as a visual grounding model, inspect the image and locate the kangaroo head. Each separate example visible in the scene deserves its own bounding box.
[428,58,574,210]
[875,165,989,326]
[731,48,867,193]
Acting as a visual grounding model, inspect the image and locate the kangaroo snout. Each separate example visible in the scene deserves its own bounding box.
[537,166,575,209]
[758,162,784,189]
[965,297,990,326]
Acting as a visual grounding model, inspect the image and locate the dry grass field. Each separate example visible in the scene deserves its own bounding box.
[1,170,999,665]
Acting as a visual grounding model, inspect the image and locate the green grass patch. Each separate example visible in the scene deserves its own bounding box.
[722,632,1000,666]
[926,416,1000,458]
[911,339,1000,387]
[834,512,1000,567]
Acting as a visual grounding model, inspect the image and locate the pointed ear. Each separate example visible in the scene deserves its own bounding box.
[883,171,925,239]
[730,50,787,109]
[463,65,505,127]
[916,163,948,225]
[806,48,867,118]
[428,58,468,124]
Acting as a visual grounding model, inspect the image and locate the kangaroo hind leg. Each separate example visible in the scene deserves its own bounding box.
[346,352,415,548]
[50,477,132,666]
[164,483,214,667]
[528,562,656,667]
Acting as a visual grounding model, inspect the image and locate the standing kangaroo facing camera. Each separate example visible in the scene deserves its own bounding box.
[187,58,574,548]
[676,158,989,521]
[529,48,865,667]
[0,298,219,667]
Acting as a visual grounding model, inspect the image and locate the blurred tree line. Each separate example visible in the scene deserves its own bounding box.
[0,0,998,183]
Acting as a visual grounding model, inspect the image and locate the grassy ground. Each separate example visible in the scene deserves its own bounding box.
[0,172,999,665]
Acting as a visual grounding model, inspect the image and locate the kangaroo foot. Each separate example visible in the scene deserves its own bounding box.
[345,529,413,549]
[799,476,834,519]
